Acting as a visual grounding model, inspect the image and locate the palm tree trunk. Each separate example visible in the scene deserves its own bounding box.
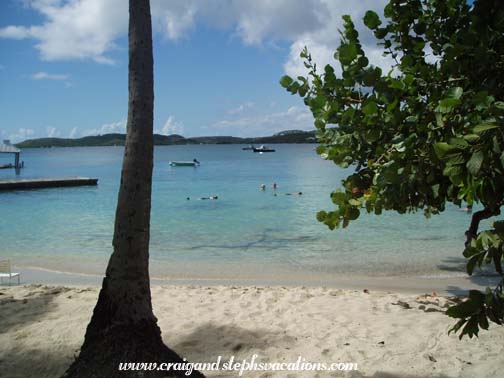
[62,1,203,377]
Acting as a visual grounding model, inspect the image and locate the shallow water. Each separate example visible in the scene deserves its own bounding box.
[0,144,483,280]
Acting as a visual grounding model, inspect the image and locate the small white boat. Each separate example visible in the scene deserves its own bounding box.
[253,145,275,153]
[169,159,200,167]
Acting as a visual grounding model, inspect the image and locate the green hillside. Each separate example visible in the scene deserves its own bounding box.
[16,130,316,148]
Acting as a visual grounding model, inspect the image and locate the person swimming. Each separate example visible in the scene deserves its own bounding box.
[285,192,303,196]
[193,158,200,165]
[199,195,218,200]
[260,184,266,191]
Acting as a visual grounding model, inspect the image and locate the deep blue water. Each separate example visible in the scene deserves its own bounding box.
[0,145,477,279]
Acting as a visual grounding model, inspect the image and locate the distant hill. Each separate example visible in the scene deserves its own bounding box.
[16,130,317,148]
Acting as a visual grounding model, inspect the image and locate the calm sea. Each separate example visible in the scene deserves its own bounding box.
[0,144,479,281]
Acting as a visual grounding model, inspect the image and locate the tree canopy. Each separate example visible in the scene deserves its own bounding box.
[280,0,504,338]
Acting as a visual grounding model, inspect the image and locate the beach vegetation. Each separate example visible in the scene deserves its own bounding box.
[280,0,504,339]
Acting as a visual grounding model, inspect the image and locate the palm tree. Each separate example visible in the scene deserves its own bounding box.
[62,1,203,377]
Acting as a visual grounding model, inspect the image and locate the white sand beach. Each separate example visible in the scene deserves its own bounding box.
[1,284,503,378]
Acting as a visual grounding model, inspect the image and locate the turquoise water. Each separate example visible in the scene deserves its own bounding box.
[0,145,482,280]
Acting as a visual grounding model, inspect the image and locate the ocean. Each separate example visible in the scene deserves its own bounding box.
[0,144,479,283]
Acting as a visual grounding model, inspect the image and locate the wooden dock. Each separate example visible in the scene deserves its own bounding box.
[0,177,98,190]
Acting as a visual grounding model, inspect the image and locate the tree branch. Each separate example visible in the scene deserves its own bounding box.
[344,96,363,104]
[465,205,502,247]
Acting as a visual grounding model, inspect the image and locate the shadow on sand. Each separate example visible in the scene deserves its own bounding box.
[172,322,295,362]
[0,286,77,378]
[437,256,500,296]
[0,285,60,334]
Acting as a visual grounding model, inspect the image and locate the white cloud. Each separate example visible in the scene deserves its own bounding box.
[156,116,184,136]
[69,127,79,138]
[211,105,313,137]
[151,0,197,40]
[46,126,60,137]
[1,0,398,78]
[283,0,394,79]
[227,101,255,115]
[32,71,69,80]
[0,0,329,63]
[227,0,330,45]
[83,119,126,136]
[0,25,39,39]
[9,128,35,142]
[0,0,127,63]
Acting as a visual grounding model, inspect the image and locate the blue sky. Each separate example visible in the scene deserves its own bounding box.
[0,0,388,142]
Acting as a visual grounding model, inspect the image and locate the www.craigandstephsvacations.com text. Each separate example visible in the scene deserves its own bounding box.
[118,355,358,376]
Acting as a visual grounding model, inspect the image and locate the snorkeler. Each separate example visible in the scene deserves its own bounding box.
[285,192,303,196]
[199,196,218,200]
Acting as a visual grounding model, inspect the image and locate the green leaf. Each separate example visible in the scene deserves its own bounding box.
[446,300,480,318]
[279,75,293,88]
[463,134,479,143]
[316,211,327,222]
[363,67,382,86]
[348,198,361,206]
[362,101,379,116]
[449,138,468,149]
[314,119,325,129]
[445,152,465,166]
[374,27,388,39]
[467,255,481,275]
[345,206,360,221]
[473,124,498,134]
[447,87,463,100]
[337,43,358,65]
[331,191,347,204]
[434,142,456,159]
[363,10,381,29]
[478,312,490,330]
[288,81,300,94]
[466,151,484,175]
[435,98,460,113]
[432,184,440,198]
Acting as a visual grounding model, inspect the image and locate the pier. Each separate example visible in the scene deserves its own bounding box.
[0,140,23,171]
[0,177,98,190]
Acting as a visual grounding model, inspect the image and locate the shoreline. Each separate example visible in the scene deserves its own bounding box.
[11,265,500,296]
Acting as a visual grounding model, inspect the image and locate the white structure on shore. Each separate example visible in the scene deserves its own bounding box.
[0,140,22,169]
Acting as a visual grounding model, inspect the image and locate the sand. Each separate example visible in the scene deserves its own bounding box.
[1,284,503,378]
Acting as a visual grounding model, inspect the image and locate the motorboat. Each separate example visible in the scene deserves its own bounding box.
[169,159,200,167]
[252,145,275,153]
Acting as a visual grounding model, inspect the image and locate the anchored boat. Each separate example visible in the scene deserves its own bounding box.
[253,145,275,153]
[169,159,200,167]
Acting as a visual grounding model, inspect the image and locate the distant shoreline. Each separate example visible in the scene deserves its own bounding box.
[15,130,318,148]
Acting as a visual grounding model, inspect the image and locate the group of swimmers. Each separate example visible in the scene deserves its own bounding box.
[260,183,278,190]
[186,182,302,201]
[260,182,302,196]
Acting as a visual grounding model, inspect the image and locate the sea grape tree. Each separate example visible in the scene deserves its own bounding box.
[280,0,504,338]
